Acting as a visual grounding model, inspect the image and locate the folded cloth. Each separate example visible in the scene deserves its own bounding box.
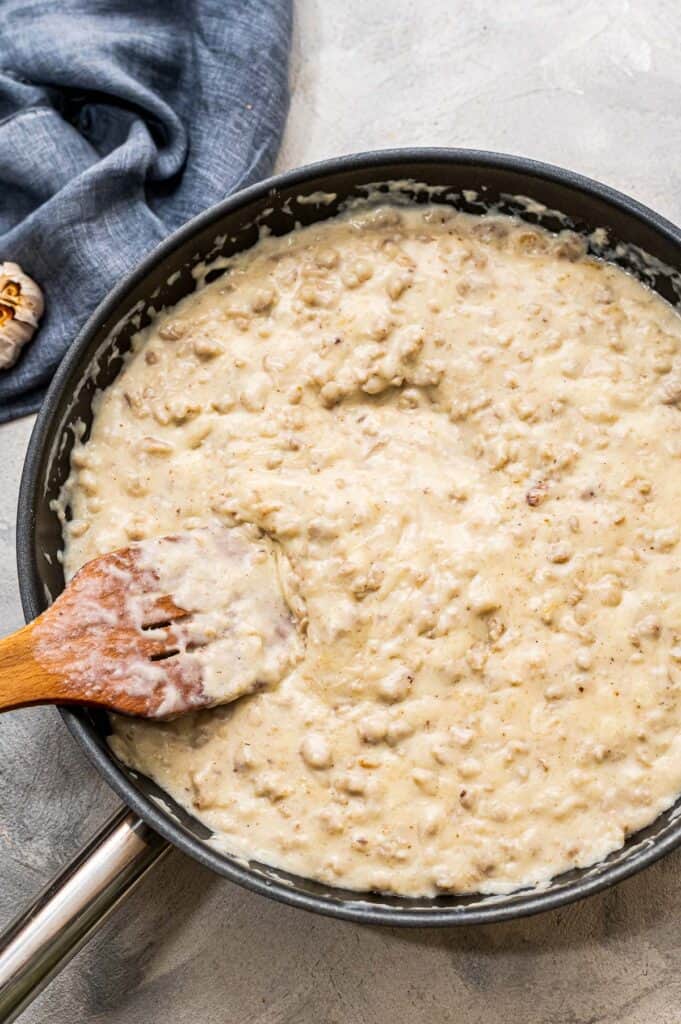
[0,0,292,422]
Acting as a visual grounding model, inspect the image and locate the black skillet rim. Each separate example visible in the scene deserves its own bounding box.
[16,147,681,926]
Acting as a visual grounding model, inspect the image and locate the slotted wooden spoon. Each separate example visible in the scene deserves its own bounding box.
[0,539,205,719]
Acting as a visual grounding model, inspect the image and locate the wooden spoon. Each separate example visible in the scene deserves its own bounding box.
[0,540,205,719]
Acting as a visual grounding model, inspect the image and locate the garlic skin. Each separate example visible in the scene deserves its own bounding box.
[0,262,44,370]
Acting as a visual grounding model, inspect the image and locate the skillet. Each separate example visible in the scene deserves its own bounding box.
[2,148,681,1020]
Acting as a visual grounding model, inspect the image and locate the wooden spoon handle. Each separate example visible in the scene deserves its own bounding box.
[0,622,67,711]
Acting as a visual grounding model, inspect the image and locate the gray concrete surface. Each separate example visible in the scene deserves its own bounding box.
[2,2,681,1021]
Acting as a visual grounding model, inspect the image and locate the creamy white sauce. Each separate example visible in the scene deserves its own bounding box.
[59,203,681,897]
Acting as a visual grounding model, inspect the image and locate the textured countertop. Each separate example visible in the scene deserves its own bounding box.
[3,3,681,1021]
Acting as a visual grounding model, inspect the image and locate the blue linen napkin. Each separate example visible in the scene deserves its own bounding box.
[0,0,292,423]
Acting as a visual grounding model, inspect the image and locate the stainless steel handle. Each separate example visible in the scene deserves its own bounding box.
[0,807,170,1023]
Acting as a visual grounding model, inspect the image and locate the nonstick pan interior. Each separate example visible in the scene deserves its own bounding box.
[16,149,681,925]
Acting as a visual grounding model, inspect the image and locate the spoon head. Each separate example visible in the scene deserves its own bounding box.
[33,526,304,719]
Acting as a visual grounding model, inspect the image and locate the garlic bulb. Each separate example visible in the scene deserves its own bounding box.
[0,262,44,370]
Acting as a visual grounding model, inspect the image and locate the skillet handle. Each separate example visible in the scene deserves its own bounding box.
[0,806,169,1023]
